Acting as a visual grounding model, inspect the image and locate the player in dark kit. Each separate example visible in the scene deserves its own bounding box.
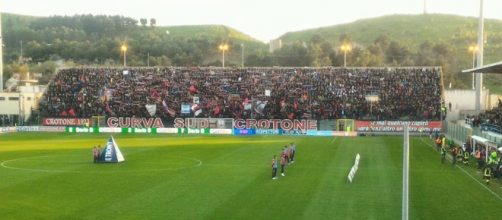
[92,146,98,163]
[289,142,296,164]
[272,155,278,180]
[283,146,290,164]
[280,153,286,176]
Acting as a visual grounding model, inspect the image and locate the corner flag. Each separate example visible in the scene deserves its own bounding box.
[98,136,125,163]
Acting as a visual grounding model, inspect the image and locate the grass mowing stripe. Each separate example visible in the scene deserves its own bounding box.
[418,137,502,201]
[2,134,501,219]
[456,163,502,201]
[204,137,333,220]
[300,137,343,219]
[409,137,502,219]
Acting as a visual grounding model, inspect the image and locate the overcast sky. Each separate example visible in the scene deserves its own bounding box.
[2,0,500,42]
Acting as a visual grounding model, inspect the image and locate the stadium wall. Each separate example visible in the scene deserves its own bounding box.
[444,89,491,120]
[2,118,445,138]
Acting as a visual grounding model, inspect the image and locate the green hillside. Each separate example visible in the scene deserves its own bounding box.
[160,25,260,43]
[1,13,268,85]
[280,14,502,63]
[278,14,502,94]
[1,13,266,66]
[2,13,502,94]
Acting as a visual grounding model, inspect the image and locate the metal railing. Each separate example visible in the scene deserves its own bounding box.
[444,120,502,147]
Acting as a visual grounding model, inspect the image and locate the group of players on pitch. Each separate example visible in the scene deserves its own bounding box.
[271,143,296,180]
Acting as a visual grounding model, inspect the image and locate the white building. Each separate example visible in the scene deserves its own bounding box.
[0,84,45,126]
[444,89,496,121]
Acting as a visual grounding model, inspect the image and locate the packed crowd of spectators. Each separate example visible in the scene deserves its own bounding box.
[39,67,443,121]
[467,98,502,133]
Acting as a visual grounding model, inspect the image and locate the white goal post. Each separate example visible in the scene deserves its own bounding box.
[402,125,409,220]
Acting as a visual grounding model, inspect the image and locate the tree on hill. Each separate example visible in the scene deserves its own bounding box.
[3,13,502,93]
[273,42,311,67]
[140,18,148,27]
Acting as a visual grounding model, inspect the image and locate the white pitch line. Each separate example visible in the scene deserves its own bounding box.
[0,155,203,174]
[419,137,502,201]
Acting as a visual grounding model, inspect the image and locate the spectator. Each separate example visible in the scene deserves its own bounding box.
[39,67,443,122]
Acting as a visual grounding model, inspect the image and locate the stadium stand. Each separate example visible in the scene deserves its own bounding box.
[39,67,443,121]
[466,99,502,134]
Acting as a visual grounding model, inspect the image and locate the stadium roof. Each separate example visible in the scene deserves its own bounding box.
[462,61,502,74]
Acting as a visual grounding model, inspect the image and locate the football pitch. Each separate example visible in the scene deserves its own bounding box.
[0,133,501,219]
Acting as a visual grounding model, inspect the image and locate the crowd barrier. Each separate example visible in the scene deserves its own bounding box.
[444,121,502,147]
[480,123,502,134]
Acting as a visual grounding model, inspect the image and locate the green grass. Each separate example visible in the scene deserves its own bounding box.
[0,133,501,219]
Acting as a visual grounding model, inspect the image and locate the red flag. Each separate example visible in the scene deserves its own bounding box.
[189,85,197,94]
[243,97,250,104]
[68,108,76,117]
[214,106,221,116]
[288,112,294,120]
[151,89,158,98]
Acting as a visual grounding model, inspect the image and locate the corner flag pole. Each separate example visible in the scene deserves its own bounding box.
[402,125,409,220]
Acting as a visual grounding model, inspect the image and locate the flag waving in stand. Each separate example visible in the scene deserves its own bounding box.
[162,99,176,117]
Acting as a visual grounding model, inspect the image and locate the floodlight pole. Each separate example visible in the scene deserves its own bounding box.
[124,51,127,67]
[472,49,476,89]
[344,51,347,67]
[241,43,244,68]
[475,0,484,111]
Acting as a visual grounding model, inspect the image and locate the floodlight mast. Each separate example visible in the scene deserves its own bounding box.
[475,0,484,111]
